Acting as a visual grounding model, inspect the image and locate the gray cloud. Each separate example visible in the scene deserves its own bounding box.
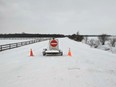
[0,0,116,34]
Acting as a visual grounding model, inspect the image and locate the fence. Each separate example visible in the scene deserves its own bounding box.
[0,38,48,52]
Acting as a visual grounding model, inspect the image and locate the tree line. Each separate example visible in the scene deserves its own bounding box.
[0,33,65,38]
[83,34,116,47]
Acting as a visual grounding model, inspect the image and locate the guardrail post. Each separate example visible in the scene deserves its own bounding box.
[0,45,2,51]
[9,44,11,49]
[16,43,18,48]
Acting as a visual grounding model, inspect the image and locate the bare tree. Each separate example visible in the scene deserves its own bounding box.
[88,39,100,48]
[88,39,95,47]
[109,38,116,47]
[83,37,88,44]
[94,39,100,48]
[98,34,108,45]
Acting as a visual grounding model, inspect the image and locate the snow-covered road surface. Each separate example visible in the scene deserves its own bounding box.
[0,38,116,87]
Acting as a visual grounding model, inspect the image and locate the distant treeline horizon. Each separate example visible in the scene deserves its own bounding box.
[0,33,66,38]
[0,33,115,42]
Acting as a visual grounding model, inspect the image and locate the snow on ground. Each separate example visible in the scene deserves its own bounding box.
[0,38,116,87]
[0,39,31,45]
[97,44,116,54]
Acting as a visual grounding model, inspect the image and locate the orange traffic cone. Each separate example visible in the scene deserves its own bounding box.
[30,49,34,56]
[68,48,72,57]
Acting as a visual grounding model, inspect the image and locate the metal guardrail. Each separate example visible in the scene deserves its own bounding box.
[0,38,48,52]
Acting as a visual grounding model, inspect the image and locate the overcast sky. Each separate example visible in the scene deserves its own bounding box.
[0,0,116,35]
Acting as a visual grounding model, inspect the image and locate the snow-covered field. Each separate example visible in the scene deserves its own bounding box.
[0,39,30,45]
[0,38,116,87]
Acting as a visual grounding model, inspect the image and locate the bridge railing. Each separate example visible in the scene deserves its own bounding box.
[0,38,48,52]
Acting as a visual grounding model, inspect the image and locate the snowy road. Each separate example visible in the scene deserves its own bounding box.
[0,38,116,87]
